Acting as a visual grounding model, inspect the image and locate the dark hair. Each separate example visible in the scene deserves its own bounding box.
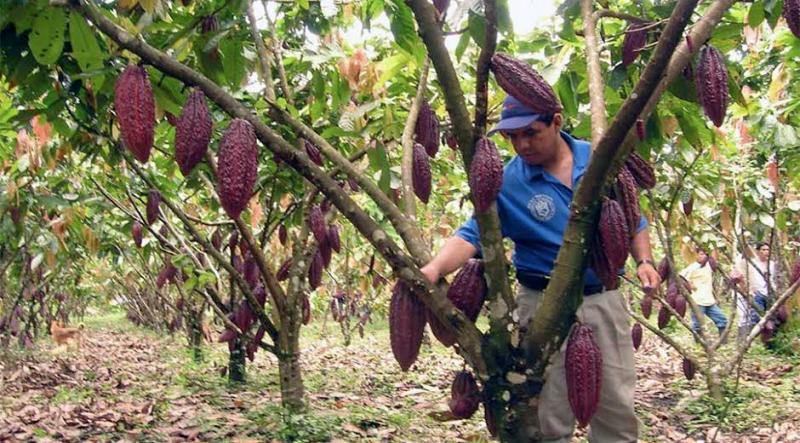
[695,246,707,253]
[756,242,770,250]
[538,114,555,126]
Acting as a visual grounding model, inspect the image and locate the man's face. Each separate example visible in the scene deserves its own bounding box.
[499,115,562,165]
[757,245,770,261]
[696,250,708,264]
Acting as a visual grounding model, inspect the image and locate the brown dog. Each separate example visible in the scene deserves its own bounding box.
[50,320,84,350]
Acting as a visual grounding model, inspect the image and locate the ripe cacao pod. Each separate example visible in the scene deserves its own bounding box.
[433,0,450,16]
[761,320,776,344]
[328,224,341,253]
[244,255,259,288]
[657,258,671,281]
[146,190,161,225]
[201,15,219,34]
[446,259,488,321]
[449,370,481,419]
[590,236,619,290]
[783,0,800,38]
[682,357,695,380]
[302,295,311,325]
[305,140,324,166]
[490,53,561,114]
[444,130,457,150]
[427,308,457,347]
[635,118,645,141]
[622,23,648,66]
[469,137,503,212]
[218,327,237,343]
[598,199,630,271]
[229,231,239,251]
[277,258,292,281]
[115,65,155,163]
[695,46,729,127]
[132,221,144,248]
[565,324,602,428]
[254,284,268,306]
[307,204,327,246]
[247,325,266,361]
[613,166,641,236]
[175,89,212,176]
[278,225,288,246]
[657,305,671,329]
[211,230,222,250]
[308,250,323,290]
[632,323,643,350]
[776,303,789,324]
[665,281,679,307]
[217,119,258,219]
[389,281,426,371]
[415,99,440,157]
[674,295,687,318]
[640,295,653,319]
[319,237,332,268]
[682,195,694,216]
[412,143,432,204]
[625,152,656,190]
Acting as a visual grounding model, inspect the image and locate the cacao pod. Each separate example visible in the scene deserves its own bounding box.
[159,224,169,238]
[305,140,324,166]
[625,152,656,190]
[635,118,645,141]
[347,177,359,192]
[132,221,144,248]
[657,258,671,281]
[217,119,258,219]
[469,138,503,212]
[389,281,426,371]
[218,328,237,343]
[598,199,630,271]
[115,65,155,163]
[414,99,440,157]
[674,295,687,318]
[590,236,620,290]
[783,0,800,38]
[307,204,328,245]
[776,303,789,324]
[175,89,212,176]
[657,305,671,329]
[427,308,457,347]
[484,403,498,437]
[565,324,602,428]
[302,295,311,325]
[613,167,641,236]
[445,130,457,150]
[433,0,450,16]
[246,325,266,362]
[631,323,643,350]
[490,53,562,114]
[449,370,481,419]
[666,280,680,307]
[695,46,728,127]
[146,190,161,225]
[640,295,653,319]
[761,320,776,344]
[278,225,288,246]
[211,229,223,250]
[328,224,341,253]
[201,15,219,34]
[682,195,694,216]
[244,255,259,288]
[622,23,648,66]
[682,358,695,381]
[446,259,488,321]
[308,250,323,290]
[412,143,432,204]
[254,284,268,306]
[277,258,292,281]
[319,237,332,268]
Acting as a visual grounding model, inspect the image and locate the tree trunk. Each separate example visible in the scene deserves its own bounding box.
[705,369,724,403]
[187,313,204,363]
[228,337,247,383]
[278,297,305,411]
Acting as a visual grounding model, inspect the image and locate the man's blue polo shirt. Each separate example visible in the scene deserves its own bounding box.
[455,131,646,287]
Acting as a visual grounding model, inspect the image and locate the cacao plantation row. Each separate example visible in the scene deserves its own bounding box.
[1,0,800,440]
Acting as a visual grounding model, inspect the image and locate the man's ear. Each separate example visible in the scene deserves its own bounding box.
[553,113,563,130]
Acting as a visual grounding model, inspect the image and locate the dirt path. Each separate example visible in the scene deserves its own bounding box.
[1,317,799,442]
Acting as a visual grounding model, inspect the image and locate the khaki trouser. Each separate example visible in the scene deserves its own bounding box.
[517,286,639,443]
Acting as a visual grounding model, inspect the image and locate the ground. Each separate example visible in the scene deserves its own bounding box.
[1,311,799,442]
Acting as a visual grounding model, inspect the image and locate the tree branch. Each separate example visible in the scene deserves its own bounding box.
[582,0,608,146]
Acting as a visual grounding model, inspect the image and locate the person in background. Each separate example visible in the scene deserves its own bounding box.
[679,247,728,341]
[731,242,779,343]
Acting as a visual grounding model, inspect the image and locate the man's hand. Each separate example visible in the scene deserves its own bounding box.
[420,263,441,284]
[637,262,661,290]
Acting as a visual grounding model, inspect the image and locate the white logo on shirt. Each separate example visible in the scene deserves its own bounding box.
[528,194,555,221]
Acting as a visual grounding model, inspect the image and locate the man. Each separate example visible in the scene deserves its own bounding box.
[732,242,778,343]
[421,95,661,442]
[679,247,728,339]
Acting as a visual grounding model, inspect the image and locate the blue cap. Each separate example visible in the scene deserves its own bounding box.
[488,95,543,136]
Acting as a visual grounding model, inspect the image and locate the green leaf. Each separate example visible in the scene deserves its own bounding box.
[675,110,703,148]
[747,2,765,28]
[69,13,104,73]
[367,141,390,193]
[788,200,800,211]
[388,0,418,56]
[555,74,578,118]
[220,39,246,88]
[758,212,774,228]
[455,31,471,62]
[468,9,486,49]
[496,0,513,34]
[29,7,66,65]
